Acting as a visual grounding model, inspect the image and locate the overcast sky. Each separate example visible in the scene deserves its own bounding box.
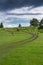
[0,0,43,27]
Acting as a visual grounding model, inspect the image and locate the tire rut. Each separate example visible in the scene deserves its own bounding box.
[0,31,38,54]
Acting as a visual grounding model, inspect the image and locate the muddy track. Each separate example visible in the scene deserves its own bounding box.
[0,30,38,54]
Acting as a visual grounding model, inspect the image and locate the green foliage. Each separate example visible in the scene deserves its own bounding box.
[0,22,3,28]
[38,29,43,33]
[38,19,43,29]
[17,28,19,31]
[30,18,39,27]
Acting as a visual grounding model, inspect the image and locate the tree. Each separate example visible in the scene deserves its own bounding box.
[0,22,3,28]
[17,28,19,31]
[30,18,39,27]
[18,24,21,27]
[39,19,43,29]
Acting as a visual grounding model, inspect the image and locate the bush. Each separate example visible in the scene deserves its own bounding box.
[17,28,19,31]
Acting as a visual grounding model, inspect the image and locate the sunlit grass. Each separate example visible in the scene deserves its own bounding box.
[0,27,43,65]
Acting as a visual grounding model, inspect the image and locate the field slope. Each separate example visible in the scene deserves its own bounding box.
[0,28,43,65]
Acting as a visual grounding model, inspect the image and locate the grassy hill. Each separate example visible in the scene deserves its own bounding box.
[0,28,31,46]
[0,27,43,65]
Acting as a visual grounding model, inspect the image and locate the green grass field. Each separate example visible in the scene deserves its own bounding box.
[0,27,43,65]
[0,28,31,46]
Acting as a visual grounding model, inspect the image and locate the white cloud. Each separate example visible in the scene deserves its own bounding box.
[6,6,43,21]
[7,6,33,14]
[7,6,43,14]
[4,23,18,28]
[0,6,43,27]
[4,23,29,28]
[29,6,43,14]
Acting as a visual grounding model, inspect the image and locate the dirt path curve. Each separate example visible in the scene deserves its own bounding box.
[0,30,38,54]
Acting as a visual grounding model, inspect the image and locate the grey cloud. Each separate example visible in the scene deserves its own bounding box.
[0,0,43,11]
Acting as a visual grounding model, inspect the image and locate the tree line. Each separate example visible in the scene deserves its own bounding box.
[0,18,43,29]
[18,18,43,29]
[30,18,43,29]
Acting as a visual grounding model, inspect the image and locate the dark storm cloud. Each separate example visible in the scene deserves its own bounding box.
[0,0,43,11]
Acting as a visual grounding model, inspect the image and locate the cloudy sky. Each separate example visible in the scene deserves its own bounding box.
[0,0,43,27]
